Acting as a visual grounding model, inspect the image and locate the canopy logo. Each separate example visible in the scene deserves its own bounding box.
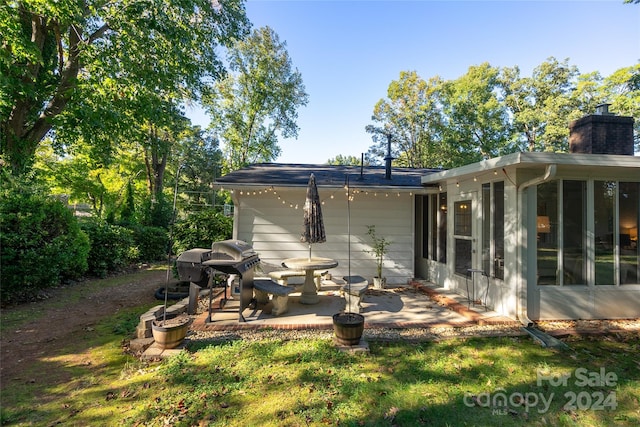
[464,367,618,415]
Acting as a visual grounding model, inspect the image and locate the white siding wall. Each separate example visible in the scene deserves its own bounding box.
[233,187,415,284]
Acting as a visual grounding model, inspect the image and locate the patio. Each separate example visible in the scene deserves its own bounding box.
[189,279,516,332]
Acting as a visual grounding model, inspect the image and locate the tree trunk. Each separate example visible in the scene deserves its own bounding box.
[4,15,84,174]
[143,125,168,201]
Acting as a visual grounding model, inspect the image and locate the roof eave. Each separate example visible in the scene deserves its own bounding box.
[421,152,640,184]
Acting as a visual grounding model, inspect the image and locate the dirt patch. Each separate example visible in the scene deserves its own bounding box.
[0,266,172,388]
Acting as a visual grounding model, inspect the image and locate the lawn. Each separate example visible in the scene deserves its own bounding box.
[1,306,638,426]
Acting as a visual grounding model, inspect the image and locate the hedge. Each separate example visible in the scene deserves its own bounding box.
[0,192,90,304]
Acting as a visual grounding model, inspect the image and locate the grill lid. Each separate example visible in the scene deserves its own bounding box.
[210,239,257,260]
[203,239,260,274]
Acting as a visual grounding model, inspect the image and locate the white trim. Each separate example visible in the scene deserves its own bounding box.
[421,152,640,185]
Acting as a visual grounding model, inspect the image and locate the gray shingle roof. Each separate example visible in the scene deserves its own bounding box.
[215,163,442,188]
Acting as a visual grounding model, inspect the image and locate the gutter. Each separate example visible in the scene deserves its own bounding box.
[515,164,557,326]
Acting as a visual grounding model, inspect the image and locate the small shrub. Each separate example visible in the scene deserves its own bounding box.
[172,210,232,254]
[80,219,135,277]
[0,191,89,304]
[131,225,168,262]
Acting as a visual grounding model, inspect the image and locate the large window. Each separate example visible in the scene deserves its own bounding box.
[538,179,639,286]
[438,193,447,263]
[421,193,446,263]
[620,182,639,285]
[430,194,438,261]
[481,182,504,279]
[537,182,559,285]
[563,180,587,285]
[594,181,615,285]
[494,182,505,280]
[421,196,429,259]
[482,184,491,275]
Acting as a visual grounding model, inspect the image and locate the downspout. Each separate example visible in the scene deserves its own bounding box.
[515,164,557,326]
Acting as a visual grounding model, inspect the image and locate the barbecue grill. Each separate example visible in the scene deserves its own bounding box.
[176,248,212,287]
[176,239,260,322]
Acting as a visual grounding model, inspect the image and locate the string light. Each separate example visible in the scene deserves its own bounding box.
[219,185,422,211]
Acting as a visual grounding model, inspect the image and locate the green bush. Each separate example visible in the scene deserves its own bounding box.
[0,192,90,304]
[140,193,173,229]
[80,219,135,278]
[131,225,168,262]
[172,210,233,254]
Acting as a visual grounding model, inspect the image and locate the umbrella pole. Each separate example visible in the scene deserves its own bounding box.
[309,243,312,261]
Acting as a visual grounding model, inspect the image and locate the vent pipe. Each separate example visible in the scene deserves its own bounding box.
[595,103,612,115]
[384,134,395,180]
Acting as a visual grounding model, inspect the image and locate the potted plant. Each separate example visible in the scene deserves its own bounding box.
[151,164,192,350]
[332,175,365,347]
[364,225,392,289]
[152,312,192,349]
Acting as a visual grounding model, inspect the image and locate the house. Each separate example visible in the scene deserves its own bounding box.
[215,164,441,285]
[215,106,639,321]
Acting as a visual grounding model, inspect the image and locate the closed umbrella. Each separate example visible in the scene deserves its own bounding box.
[301,173,326,260]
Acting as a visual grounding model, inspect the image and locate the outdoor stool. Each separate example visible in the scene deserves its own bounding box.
[254,279,296,316]
[341,276,369,313]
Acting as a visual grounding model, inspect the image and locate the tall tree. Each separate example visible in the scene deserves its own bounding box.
[602,63,640,151]
[501,58,579,152]
[365,71,449,168]
[1,0,250,175]
[440,63,514,164]
[204,26,309,172]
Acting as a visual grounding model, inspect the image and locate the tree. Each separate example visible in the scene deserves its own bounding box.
[326,154,368,166]
[366,71,450,168]
[602,64,640,151]
[440,63,515,163]
[501,58,579,152]
[204,26,309,172]
[173,126,224,214]
[1,0,250,175]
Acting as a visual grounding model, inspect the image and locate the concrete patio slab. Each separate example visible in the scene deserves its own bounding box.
[191,279,516,332]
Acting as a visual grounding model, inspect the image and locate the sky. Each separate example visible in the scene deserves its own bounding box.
[187,0,640,164]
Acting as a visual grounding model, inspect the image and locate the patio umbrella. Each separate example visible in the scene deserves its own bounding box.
[301,173,326,260]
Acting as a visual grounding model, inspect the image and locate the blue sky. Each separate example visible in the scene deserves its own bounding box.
[187,0,640,164]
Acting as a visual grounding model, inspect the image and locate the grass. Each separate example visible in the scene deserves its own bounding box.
[0,264,167,332]
[1,321,639,426]
[1,265,639,426]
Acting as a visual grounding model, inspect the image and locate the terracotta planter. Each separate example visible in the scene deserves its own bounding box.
[151,314,192,349]
[332,313,365,346]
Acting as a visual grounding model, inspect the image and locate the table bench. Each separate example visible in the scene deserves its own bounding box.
[269,270,326,291]
[254,279,296,316]
[341,276,369,313]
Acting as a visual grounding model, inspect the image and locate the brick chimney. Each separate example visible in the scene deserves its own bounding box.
[569,104,634,155]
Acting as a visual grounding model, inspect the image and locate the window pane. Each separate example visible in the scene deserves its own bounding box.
[563,180,587,285]
[422,196,429,259]
[537,181,558,285]
[430,194,438,261]
[454,201,471,236]
[494,181,505,280]
[455,238,472,275]
[438,193,447,263]
[482,183,491,275]
[620,182,639,285]
[594,181,615,285]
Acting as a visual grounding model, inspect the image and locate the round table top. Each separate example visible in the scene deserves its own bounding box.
[283,257,338,270]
